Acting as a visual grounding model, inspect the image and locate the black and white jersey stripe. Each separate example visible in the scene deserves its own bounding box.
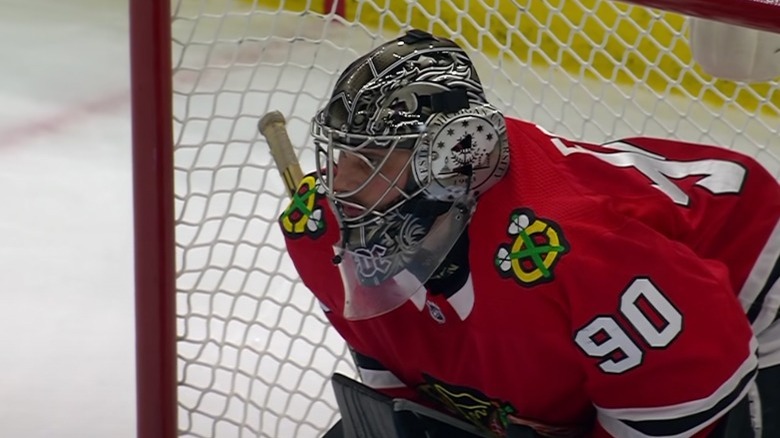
[351,349,405,390]
[741,219,780,336]
[596,338,759,438]
[757,319,780,368]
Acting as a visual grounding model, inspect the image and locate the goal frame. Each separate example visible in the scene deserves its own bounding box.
[131,0,175,437]
[627,0,780,34]
[130,1,779,437]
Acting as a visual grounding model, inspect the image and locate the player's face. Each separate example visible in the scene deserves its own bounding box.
[332,147,413,217]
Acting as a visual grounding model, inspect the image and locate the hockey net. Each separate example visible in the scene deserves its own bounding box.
[131,0,780,437]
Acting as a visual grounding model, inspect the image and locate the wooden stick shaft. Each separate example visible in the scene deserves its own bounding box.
[258,111,304,198]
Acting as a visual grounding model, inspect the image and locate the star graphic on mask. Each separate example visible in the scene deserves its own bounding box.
[476,124,484,132]
[461,120,469,127]
[446,128,455,136]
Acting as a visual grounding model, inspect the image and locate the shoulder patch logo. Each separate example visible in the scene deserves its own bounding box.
[279,174,326,239]
[494,208,568,286]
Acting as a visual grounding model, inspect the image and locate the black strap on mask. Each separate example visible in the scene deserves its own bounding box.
[417,88,469,114]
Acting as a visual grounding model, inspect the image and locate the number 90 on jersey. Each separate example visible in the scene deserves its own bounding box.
[574,277,683,374]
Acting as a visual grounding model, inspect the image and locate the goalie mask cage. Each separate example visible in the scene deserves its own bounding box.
[131,1,780,437]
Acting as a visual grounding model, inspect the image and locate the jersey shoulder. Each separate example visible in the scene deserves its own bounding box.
[488,206,759,436]
[550,215,757,436]
[278,172,337,242]
[470,198,758,435]
[278,172,345,311]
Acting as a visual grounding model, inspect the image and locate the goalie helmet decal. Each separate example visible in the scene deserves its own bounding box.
[310,29,509,319]
[312,28,509,218]
[326,45,485,139]
[413,105,509,201]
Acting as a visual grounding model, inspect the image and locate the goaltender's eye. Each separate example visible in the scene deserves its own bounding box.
[334,149,384,169]
[362,151,386,167]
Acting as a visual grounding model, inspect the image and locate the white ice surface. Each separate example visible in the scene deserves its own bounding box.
[0,1,135,437]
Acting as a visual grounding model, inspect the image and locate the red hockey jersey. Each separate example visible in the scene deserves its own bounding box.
[280,117,780,437]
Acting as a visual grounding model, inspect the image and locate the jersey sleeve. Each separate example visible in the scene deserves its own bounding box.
[340,345,417,400]
[279,174,420,400]
[563,220,759,438]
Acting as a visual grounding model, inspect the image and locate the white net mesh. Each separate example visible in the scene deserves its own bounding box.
[170,0,780,436]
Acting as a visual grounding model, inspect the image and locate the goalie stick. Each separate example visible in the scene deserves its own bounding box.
[258,110,304,197]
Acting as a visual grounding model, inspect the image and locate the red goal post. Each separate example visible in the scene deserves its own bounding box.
[131,1,780,437]
[622,0,780,33]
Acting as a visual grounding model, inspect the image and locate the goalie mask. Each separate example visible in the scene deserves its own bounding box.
[311,29,509,320]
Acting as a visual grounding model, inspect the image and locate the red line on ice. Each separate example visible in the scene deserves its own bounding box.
[1,89,130,147]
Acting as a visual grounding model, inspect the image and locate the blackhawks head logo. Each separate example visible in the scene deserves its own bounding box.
[494,208,568,286]
[279,174,326,239]
[418,374,591,438]
[418,374,517,436]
